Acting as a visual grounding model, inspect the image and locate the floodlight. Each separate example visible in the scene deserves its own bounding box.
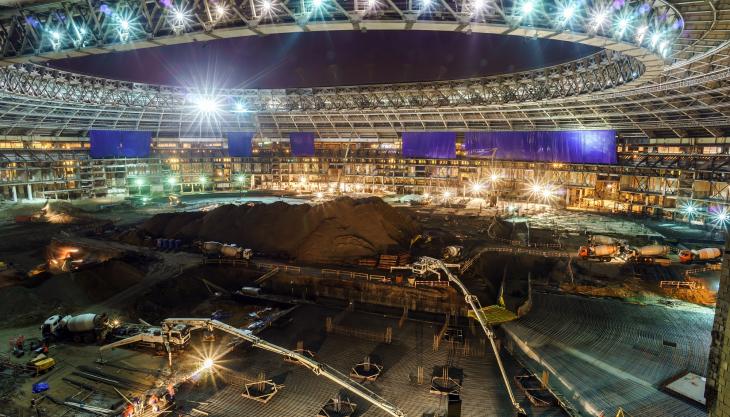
[423,192,430,198]
[199,176,207,184]
[237,175,246,182]
[521,0,535,15]
[650,32,661,47]
[489,174,500,182]
[167,177,177,185]
[312,0,323,8]
[50,31,61,40]
[616,17,630,33]
[215,3,227,17]
[202,358,214,369]
[472,0,486,11]
[135,178,144,187]
[367,0,377,8]
[421,0,432,7]
[561,4,575,21]
[120,19,130,31]
[315,192,324,199]
[443,191,452,199]
[197,97,219,114]
[591,10,608,29]
[470,183,484,193]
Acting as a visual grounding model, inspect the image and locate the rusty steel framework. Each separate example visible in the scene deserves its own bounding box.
[0,0,722,138]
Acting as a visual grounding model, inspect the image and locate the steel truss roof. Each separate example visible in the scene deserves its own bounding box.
[0,0,725,138]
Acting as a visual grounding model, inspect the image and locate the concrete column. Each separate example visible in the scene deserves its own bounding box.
[708,237,730,416]
[11,186,17,202]
[26,183,32,201]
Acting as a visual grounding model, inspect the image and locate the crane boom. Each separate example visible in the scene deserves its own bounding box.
[413,257,526,416]
[162,318,406,417]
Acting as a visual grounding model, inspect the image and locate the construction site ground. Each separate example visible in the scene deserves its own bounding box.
[0,191,721,416]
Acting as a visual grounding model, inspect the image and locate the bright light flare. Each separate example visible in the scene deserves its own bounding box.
[315,192,324,199]
[561,4,576,21]
[442,191,452,200]
[420,0,432,8]
[196,97,220,114]
[202,358,214,369]
[591,10,608,30]
[472,0,486,12]
[680,200,699,218]
[489,174,501,183]
[215,3,228,18]
[711,206,730,229]
[312,0,323,8]
[470,182,484,194]
[167,176,177,185]
[119,19,130,31]
[616,17,630,34]
[134,178,144,187]
[650,32,661,47]
[521,0,535,15]
[199,176,207,184]
[527,180,559,203]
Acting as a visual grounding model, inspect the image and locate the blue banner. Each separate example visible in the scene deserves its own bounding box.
[463,130,616,164]
[402,132,456,159]
[89,130,151,158]
[227,132,255,157]
[290,132,315,156]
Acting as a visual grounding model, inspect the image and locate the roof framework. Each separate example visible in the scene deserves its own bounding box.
[0,0,725,138]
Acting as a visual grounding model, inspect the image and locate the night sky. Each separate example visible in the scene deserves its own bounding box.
[50,31,599,89]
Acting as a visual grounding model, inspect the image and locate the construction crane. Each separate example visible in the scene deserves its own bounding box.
[406,257,527,416]
[161,318,406,417]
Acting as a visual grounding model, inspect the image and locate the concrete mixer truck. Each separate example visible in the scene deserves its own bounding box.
[626,245,672,266]
[578,244,620,262]
[200,241,253,260]
[679,248,723,264]
[41,313,112,344]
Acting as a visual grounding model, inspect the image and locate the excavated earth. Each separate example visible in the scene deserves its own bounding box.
[138,197,420,264]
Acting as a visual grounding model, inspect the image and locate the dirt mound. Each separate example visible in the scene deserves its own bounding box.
[140,197,419,264]
[0,260,146,328]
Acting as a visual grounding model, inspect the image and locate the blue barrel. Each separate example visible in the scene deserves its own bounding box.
[163,239,171,250]
[174,240,182,250]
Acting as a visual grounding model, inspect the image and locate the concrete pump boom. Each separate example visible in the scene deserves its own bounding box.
[161,318,406,417]
[414,257,527,416]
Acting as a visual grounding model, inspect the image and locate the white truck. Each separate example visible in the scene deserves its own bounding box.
[100,323,191,355]
[41,313,111,344]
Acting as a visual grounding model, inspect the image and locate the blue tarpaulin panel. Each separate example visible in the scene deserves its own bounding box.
[89,130,152,158]
[402,132,456,159]
[463,130,617,164]
[227,132,255,157]
[290,132,315,156]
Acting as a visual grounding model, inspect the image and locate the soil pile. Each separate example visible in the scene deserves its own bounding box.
[140,197,419,264]
[0,260,146,328]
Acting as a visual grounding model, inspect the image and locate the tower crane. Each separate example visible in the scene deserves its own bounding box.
[405,257,527,416]
[161,318,405,417]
